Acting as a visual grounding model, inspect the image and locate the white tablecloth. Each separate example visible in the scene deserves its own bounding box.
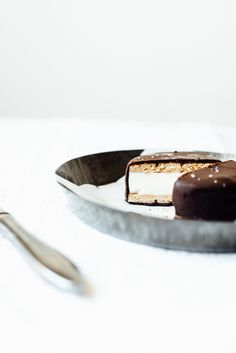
[0,118,236,353]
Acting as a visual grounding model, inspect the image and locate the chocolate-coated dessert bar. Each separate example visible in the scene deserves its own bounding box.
[125,151,220,206]
[173,160,236,221]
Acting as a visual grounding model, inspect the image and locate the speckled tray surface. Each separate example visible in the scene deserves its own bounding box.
[56,149,236,253]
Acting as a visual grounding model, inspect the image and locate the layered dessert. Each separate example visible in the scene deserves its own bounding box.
[125,151,220,206]
[173,160,236,221]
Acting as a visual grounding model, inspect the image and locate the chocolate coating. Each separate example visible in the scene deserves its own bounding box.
[173,160,236,221]
[126,151,220,167]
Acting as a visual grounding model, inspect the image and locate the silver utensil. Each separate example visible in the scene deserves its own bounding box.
[0,207,82,293]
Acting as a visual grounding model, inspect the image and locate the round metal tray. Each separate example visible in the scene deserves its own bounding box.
[56,150,236,253]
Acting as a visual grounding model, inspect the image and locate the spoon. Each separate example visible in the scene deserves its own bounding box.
[0,207,82,293]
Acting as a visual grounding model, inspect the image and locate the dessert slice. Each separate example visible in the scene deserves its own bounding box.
[125,151,220,206]
[173,160,236,221]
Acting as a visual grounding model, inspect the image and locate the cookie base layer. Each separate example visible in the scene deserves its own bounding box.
[128,193,172,206]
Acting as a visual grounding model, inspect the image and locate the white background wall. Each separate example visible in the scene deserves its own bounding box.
[0,0,235,122]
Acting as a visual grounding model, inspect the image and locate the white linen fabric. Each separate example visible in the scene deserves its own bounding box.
[0,118,236,353]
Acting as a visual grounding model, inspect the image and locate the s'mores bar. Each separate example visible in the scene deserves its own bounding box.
[125,151,220,206]
[173,160,236,221]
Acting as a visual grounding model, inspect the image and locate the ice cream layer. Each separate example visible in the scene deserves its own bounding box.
[128,172,181,196]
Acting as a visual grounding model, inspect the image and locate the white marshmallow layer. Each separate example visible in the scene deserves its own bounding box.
[128,172,181,195]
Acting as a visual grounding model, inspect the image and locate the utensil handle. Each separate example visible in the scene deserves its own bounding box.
[0,213,82,293]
